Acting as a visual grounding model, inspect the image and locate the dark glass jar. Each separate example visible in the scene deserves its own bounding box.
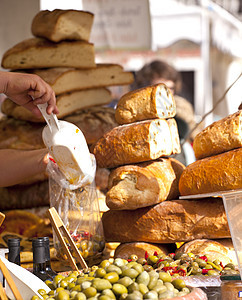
[7,238,20,265]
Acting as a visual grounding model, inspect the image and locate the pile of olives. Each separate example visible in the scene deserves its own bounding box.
[31,257,191,300]
[30,252,238,299]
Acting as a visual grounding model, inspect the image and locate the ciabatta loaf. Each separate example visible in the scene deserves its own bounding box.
[2,88,111,121]
[31,9,94,42]
[115,84,176,124]
[193,110,242,159]
[29,64,134,95]
[93,119,177,168]
[179,148,242,196]
[1,38,96,69]
[106,158,185,210]
[102,198,230,243]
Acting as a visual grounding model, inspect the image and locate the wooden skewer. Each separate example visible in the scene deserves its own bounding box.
[47,207,88,271]
[0,212,5,227]
[0,258,23,300]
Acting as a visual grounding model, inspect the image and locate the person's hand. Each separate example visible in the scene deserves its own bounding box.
[0,71,59,117]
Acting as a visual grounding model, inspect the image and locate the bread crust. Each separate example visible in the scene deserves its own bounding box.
[193,110,242,159]
[102,198,230,243]
[31,9,94,42]
[114,242,174,260]
[179,148,242,196]
[115,84,176,124]
[106,158,185,210]
[1,38,95,69]
[93,119,176,168]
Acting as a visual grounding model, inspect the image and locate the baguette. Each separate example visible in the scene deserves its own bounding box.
[193,110,242,160]
[31,9,94,42]
[114,242,174,260]
[106,158,185,210]
[115,84,176,124]
[1,38,96,69]
[28,64,134,95]
[179,148,242,196]
[92,119,176,168]
[1,88,112,121]
[102,198,230,243]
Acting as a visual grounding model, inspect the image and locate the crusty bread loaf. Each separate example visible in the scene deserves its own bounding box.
[175,238,237,266]
[179,148,242,196]
[0,107,117,149]
[167,118,181,154]
[1,38,96,69]
[93,119,179,168]
[1,88,112,121]
[106,158,185,210]
[64,106,118,146]
[102,198,230,243]
[115,84,176,124]
[31,9,94,42]
[114,242,175,260]
[28,64,134,95]
[193,110,242,160]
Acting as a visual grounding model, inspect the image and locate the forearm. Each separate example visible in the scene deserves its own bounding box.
[0,148,49,187]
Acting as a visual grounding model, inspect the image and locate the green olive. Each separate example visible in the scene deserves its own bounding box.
[99,260,111,269]
[113,258,125,267]
[101,289,116,299]
[195,258,207,268]
[92,278,112,291]
[207,269,220,276]
[143,290,158,299]
[225,263,235,270]
[127,282,140,293]
[56,290,70,300]
[95,268,106,278]
[37,289,47,296]
[136,271,150,286]
[129,254,138,261]
[159,272,172,283]
[147,256,159,265]
[117,276,134,287]
[171,278,186,291]
[31,297,40,300]
[121,268,139,279]
[106,265,122,275]
[71,284,82,292]
[104,272,119,283]
[112,283,128,296]
[53,275,65,288]
[74,292,87,300]
[83,287,97,298]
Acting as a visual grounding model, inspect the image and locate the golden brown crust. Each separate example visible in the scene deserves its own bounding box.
[193,111,242,159]
[114,242,173,260]
[179,148,242,196]
[31,9,94,42]
[115,84,176,124]
[106,158,185,210]
[92,119,174,168]
[102,198,230,243]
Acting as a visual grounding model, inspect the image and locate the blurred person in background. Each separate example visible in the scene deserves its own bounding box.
[131,60,199,166]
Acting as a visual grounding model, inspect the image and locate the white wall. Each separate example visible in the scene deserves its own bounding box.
[0,0,40,71]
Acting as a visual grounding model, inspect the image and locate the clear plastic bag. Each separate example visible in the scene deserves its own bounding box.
[47,155,105,265]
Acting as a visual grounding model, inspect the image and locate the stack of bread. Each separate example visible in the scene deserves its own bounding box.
[97,86,242,265]
[0,9,134,210]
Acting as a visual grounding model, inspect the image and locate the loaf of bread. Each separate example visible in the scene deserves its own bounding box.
[179,148,242,196]
[167,118,181,154]
[0,107,117,149]
[175,238,237,266]
[114,242,175,260]
[93,119,179,168]
[106,158,185,210]
[1,38,96,69]
[64,106,118,146]
[28,64,134,95]
[31,9,94,42]
[102,198,230,243]
[193,110,242,160]
[115,84,176,124]
[2,88,112,121]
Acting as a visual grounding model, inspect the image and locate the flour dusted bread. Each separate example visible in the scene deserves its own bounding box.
[2,88,112,121]
[193,110,242,160]
[115,84,176,124]
[31,9,94,42]
[102,198,230,243]
[1,38,95,69]
[106,158,185,210]
[93,119,178,168]
[179,147,242,196]
[29,64,134,95]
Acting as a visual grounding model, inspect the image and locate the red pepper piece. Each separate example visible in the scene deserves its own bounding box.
[202,269,209,274]
[153,251,158,256]
[49,157,56,163]
[199,256,208,262]
[169,253,176,259]
[176,269,186,276]
[220,261,224,269]
[127,259,132,262]
[145,251,148,260]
